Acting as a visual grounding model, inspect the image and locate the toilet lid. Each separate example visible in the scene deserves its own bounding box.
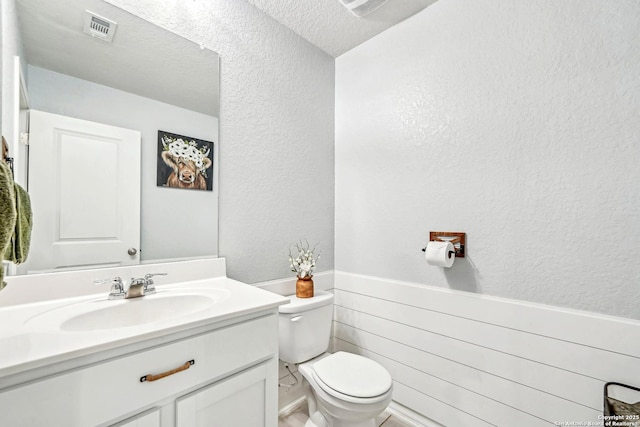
[312,352,392,398]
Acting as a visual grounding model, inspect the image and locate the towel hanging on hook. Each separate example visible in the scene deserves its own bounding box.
[1,135,33,269]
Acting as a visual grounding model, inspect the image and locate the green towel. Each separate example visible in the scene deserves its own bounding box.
[0,161,17,290]
[4,182,32,265]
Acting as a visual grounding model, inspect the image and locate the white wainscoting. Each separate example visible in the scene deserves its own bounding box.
[333,271,640,427]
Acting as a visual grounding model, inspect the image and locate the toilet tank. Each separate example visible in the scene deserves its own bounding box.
[278,291,334,364]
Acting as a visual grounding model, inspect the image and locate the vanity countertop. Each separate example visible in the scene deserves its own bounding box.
[0,276,288,387]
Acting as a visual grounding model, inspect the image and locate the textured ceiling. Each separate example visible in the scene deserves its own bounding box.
[15,0,435,116]
[244,0,437,57]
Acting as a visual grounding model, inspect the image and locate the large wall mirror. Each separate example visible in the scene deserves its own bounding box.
[7,0,220,274]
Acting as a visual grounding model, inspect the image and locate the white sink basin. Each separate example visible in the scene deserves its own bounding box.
[26,289,230,332]
[61,294,213,331]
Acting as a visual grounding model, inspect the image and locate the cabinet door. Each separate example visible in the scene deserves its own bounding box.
[176,363,273,427]
[113,408,160,427]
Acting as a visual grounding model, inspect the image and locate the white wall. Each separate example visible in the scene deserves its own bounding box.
[105,0,336,284]
[336,0,640,320]
[27,66,219,262]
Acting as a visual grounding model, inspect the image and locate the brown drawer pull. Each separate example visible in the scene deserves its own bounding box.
[140,359,195,382]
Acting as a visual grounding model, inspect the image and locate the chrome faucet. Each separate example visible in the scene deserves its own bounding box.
[125,273,167,298]
[94,273,167,299]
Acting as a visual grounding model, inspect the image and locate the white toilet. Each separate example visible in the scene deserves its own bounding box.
[279,291,393,427]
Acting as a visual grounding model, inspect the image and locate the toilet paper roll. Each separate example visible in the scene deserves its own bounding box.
[424,241,455,268]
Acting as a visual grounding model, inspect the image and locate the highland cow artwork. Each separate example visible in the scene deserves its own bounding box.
[157,131,214,191]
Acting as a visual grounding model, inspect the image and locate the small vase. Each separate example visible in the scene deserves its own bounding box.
[296,275,314,298]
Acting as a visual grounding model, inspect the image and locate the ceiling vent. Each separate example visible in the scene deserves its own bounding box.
[338,0,389,17]
[83,11,117,42]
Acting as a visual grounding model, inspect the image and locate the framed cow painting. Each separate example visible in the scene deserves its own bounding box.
[157,130,214,191]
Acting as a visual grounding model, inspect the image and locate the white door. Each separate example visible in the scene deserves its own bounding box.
[26,110,141,273]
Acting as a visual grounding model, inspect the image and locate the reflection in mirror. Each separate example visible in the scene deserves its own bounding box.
[10,0,220,274]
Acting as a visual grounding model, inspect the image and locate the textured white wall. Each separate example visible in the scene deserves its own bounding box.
[336,0,640,319]
[27,66,219,263]
[106,0,335,283]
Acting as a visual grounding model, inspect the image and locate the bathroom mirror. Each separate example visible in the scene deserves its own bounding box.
[9,0,220,274]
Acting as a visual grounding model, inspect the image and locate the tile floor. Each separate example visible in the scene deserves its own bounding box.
[278,404,417,427]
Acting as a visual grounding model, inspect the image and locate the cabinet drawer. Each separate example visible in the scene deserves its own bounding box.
[0,314,278,427]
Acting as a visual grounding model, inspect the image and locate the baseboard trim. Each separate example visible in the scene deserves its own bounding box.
[278,395,307,418]
[387,401,444,427]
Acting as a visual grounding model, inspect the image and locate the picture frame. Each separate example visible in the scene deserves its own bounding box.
[156,130,214,191]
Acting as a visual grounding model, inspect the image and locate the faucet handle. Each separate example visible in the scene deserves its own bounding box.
[94,276,125,299]
[144,272,167,281]
[94,276,119,284]
[143,272,167,295]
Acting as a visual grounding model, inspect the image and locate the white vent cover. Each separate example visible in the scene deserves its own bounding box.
[338,0,389,17]
[83,11,117,42]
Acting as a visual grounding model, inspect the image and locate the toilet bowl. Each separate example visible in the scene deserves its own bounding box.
[278,291,393,427]
[298,352,393,427]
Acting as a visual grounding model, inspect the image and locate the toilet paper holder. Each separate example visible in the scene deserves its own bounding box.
[421,231,466,258]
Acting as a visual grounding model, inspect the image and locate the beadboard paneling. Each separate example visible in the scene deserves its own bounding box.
[333,272,640,426]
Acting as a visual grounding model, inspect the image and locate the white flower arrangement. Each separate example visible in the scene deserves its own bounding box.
[161,135,211,177]
[289,240,320,279]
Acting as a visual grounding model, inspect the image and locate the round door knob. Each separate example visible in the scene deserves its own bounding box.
[128,247,138,256]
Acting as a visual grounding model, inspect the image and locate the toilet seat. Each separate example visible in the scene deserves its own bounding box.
[311,352,392,401]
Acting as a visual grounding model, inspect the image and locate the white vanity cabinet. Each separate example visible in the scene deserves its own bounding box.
[0,312,279,427]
